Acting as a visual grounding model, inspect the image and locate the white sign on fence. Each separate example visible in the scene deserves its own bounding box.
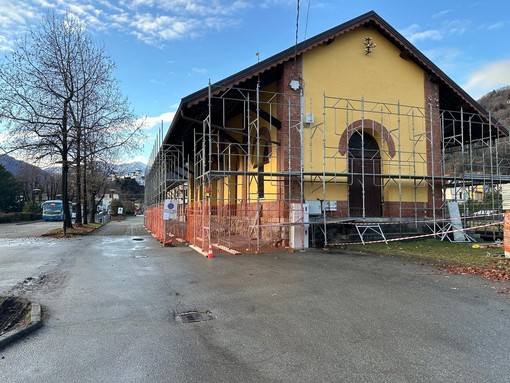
[163,199,178,221]
[502,184,510,211]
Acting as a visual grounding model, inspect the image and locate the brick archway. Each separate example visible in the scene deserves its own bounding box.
[338,119,396,158]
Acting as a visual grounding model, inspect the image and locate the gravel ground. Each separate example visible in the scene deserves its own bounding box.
[0,296,31,336]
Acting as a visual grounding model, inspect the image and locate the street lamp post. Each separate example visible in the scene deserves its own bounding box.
[31,188,41,221]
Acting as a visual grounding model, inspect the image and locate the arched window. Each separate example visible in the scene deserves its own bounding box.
[348,130,382,217]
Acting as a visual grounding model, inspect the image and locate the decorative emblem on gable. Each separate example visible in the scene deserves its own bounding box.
[364,37,376,55]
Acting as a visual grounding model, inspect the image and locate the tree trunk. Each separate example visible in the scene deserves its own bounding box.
[75,124,83,226]
[83,150,88,224]
[89,192,97,223]
[62,100,73,233]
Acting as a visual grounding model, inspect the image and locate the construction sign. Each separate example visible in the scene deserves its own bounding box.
[163,199,178,221]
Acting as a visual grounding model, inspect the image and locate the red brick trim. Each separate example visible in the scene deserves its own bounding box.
[424,74,443,215]
[338,119,396,157]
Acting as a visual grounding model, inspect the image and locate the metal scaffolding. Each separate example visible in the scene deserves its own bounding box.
[144,136,187,246]
[144,85,509,253]
[185,83,305,254]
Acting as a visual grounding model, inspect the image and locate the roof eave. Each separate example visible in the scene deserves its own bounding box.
[166,10,508,143]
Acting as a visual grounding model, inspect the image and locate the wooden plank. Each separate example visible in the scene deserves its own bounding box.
[213,244,241,255]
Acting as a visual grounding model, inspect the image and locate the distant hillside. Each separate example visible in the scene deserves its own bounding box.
[113,161,146,185]
[113,161,146,177]
[478,86,510,127]
[0,154,44,177]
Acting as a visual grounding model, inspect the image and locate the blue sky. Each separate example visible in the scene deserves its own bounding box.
[1,0,509,164]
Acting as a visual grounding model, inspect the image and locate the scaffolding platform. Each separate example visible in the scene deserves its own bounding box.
[355,224,388,245]
[144,86,508,253]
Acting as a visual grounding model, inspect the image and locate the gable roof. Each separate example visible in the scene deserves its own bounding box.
[164,10,507,147]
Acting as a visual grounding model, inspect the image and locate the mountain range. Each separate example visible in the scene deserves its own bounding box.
[477,86,510,127]
[0,154,48,178]
[112,161,146,184]
[0,154,146,182]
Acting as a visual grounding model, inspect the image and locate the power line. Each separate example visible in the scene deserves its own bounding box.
[303,0,311,42]
[295,0,312,61]
[294,0,300,60]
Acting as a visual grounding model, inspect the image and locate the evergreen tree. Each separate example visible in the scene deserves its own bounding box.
[0,164,23,212]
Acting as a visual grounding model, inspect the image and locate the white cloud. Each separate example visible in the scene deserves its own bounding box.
[134,111,177,164]
[423,47,461,62]
[128,13,200,45]
[463,59,510,99]
[411,29,443,42]
[402,18,469,45]
[0,35,12,52]
[140,111,176,131]
[442,19,469,36]
[0,0,260,50]
[129,154,150,164]
[120,0,252,16]
[0,0,39,50]
[432,9,452,19]
[401,24,442,44]
[192,67,208,75]
[487,21,507,31]
[149,78,166,85]
[108,0,252,45]
[259,0,295,8]
[104,1,252,46]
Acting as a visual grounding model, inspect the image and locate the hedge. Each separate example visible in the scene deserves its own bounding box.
[0,212,42,224]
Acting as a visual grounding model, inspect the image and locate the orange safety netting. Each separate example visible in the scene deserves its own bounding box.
[145,204,188,247]
[144,205,169,246]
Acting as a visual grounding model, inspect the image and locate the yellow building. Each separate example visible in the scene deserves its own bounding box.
[145,11,507,254]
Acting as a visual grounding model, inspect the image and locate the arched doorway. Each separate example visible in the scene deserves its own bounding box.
[251,127,271,199]
[348,131,382,217]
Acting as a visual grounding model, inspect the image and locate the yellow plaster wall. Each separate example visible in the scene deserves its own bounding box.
[302,27,429,202]
[303,27,425,114]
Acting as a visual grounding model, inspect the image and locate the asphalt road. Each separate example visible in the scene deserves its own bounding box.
[0,220,62,238]
[1,217,509,382]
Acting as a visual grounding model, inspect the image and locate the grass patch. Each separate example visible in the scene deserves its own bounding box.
[350,239,502,267]
[347,239,510,284]
[42,222,102,237]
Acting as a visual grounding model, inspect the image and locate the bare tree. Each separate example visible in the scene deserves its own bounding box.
[86,154,116,223]
[66,24,143,226]
[16,163,45,203]
[41,170,61,200]
[0,13,143,232]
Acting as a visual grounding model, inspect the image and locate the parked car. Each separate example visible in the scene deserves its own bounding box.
[473,210,501,220]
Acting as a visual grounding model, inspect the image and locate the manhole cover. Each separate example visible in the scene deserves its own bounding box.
[132,238,144,241]
[175,310,214,323]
